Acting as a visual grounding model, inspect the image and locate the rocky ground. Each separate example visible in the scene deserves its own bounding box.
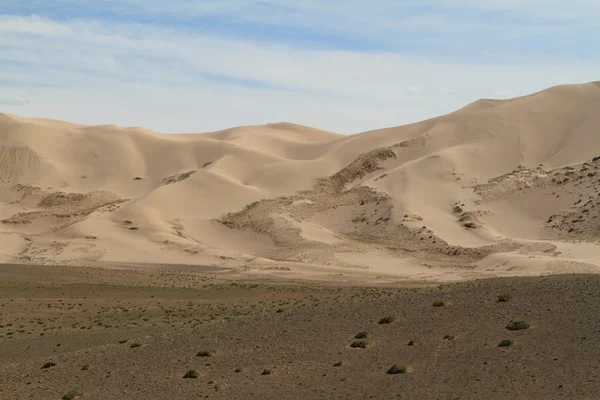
[1,264,600,399]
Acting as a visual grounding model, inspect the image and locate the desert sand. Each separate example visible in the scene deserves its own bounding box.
[4,82,600,399]
[3,81,600,282]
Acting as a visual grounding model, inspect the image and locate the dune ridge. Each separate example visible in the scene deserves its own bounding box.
[2,81,600,281]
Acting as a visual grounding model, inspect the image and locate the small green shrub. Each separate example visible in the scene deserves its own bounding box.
[183,370,199,379]
[506,320,530,331]
[387,364,408,375]
[350,340,368,349]
[62,389,83,400]
[354,331,368,339]
[497,339,514,347]
[497,294,513,303]
[196,349,214,357]
[378,316,395,324]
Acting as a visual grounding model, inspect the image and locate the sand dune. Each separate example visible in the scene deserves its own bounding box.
[3,81,600,281]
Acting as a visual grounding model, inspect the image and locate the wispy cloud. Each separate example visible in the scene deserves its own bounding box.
[0,3,598,133]
[0,96,30,106]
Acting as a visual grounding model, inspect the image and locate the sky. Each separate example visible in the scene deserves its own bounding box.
[1,1,599,134]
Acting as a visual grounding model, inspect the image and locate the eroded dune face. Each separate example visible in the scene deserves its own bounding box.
[2,81,600,281]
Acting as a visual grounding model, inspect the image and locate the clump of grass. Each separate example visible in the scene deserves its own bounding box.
[196,349,214,357]
[62,389,83,400]
[261,369,272,375]
[129,343,141,348]
[497,294,513,303]
[183,370,199,379]
[407,340,415,346]
[81,364,90,371]
[453,205,463,213]
[497,339,514,347]
[378,316,395,324]
[354,331,368,339]
[432,300,447,307]
[350,340,368,349]
[333,361,343,367]
[387,365,408,375]
[506,320,530,331]
[42,361,56,369]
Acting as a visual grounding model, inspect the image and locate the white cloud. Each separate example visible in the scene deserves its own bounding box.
[0,15,70,36]
[0,96,30,106]
[443,0,600,21]
[0,15,598,133]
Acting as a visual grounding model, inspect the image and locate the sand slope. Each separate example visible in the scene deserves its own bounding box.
[3,81,600,281]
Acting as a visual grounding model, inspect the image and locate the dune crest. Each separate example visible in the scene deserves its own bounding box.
[3,82,600,281]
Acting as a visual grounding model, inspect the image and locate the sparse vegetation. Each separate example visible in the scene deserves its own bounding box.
[62,389,83,400]
[354,331,368,339]
[81,364,90,371]
[333,361,343,367]
[42,361,56,369]
[498,339,514,347]
[387,364,408,375]
[350,340,368,348]
[163,170,197,185]
[130,342,141,348]
[196,349,214,357]
[378,316,395,324]
[506,320,530,331]
[261,368,272,375]
[407,340,415,346]
[497,294,513,303]
[183,369,199,379]
[432,300,447,307]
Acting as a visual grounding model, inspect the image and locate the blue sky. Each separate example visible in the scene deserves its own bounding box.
[1,0,599,133]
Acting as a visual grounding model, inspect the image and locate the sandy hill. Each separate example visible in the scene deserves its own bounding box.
[2,81,600,282]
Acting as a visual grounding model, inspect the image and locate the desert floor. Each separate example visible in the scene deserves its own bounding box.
[1,264,599,399]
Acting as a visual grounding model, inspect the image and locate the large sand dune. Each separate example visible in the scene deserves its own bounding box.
[3,81,600,282]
